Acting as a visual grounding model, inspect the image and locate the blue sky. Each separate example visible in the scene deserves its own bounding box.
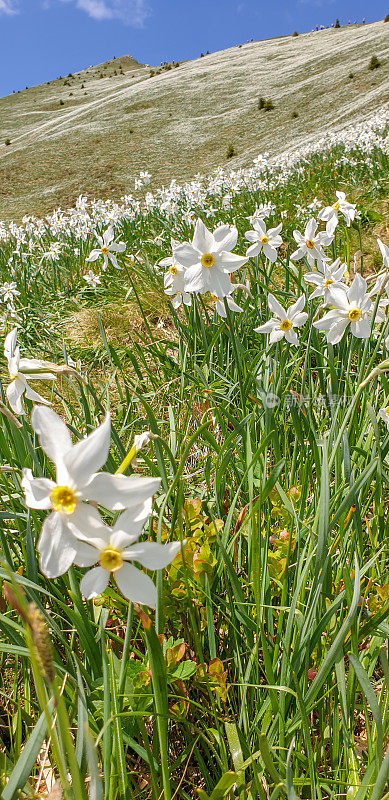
[0,0,387,97]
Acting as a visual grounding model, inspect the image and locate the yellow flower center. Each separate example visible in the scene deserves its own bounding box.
[50,486,77,515]
[348,308,362,322]
[306,240,315,250]
[100,547,123,572]
[386,406,389,416]
[260,235,269,244]
[325,279,334,287]
[333,201,340,211]
[280,319,293,331]
[169,264,178,275]
[101,246,109,255]
[201,253,215,268]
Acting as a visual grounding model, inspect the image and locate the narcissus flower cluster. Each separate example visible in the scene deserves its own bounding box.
[22,406,180,606]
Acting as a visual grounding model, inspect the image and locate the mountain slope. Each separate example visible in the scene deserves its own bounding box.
[0,21,388,221]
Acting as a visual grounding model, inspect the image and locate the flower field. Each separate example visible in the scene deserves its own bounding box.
[0,110,388,799]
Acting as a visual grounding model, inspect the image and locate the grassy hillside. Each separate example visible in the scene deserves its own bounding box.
[0,20,388,221]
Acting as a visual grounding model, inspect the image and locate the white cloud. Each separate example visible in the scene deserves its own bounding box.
[0,0,19,14]
[58,0,150,25]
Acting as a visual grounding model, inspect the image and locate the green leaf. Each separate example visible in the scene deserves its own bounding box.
[349,653,383,762]
[209,771,239,800]
[2,703,52,800]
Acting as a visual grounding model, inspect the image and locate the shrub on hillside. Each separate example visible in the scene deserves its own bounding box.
[384,13,389,21]
[258,97,274,111]
[59,99,64,106]
[291,111,298,119]
[5,139,11,146]
[292,31,298,37]
[368,55,381,70]
[348,73,354,79]
[226,144,236,159]
[335,18,340,27]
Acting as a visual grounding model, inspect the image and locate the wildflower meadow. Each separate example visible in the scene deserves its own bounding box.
[0,109,388,799]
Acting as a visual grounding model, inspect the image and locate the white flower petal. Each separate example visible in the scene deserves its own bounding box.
[110,500,153,548]
[269,328,285,344]
[184,263,205,293]
[216,252,248,273]
[6,378,25,415]
[292,312,308,327]
[4,328,17,360]
[80,566,110,599]
[288,295,306,319]
[245,231,260,244]
[263,244,277,263]
[351,318,371,339]
[268,294,286,320]
[84,474,161,511]
[86,250,101,263]
[348,273,367,305]
[213,225,238,253]
[24,383,51,405]
[285,329,299,346]
[73,540,100,568]
[67,504,110,547]
[305,218,317,240]
[37,513,78,578]
[174,243,199,268]
[123,541,181,569]
[22,468,54,509]
[103,227,114,246]
[115,562,157,608]
[246,242,260,258]
[64,415,111,488]
[31,406,72,464]
[326,319,349,344]
[192,219,214,253]
[109,242,126,253]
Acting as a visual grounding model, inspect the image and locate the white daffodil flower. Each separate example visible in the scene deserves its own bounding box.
[174,219,248,298]
[161,238,192,309]
[245,220,283,263]
[313,273,386,344]
[22,406,161,579]
[378,406,389,430]
[255,294,308,346]
[211,284,247,318]
[130,431,157,467]
[318,191,357,235]
[164,268,192,308]
[304,258,348,303]
[84,270,101,288]
[41,243,61,262]
[71,508,181,607]
[247,204,271,224]
[4,329,56,415]
[291,218,333,266]
[140,171,151,185]
[0,282,20,303]
[86,226,126,271]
